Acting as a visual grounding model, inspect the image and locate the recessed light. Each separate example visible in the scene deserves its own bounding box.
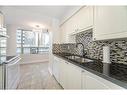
[35,25,40,28]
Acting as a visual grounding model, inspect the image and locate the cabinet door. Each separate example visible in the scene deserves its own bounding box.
[60,6,94,43]
[60,24,65,43]
[85,74,110,89]
[59,59,68,89]
[59,60,82,89]
[81,70,86,89]
[82,70,109,89]
[53,56,60,83]
[93,6,127,40]
[76,6,93,32]
[67,63,82,89]
[66,17,77,35]
[67,6,94,35]
[60,23,69,43]
[82,70,124,89]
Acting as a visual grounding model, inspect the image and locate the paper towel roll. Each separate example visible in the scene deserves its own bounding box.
[103,46,111,63]
[103,64,110,75]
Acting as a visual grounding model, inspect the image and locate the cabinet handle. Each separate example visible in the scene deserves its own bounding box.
[82,70,85,73]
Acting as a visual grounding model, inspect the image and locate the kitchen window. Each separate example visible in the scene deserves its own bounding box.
[16,29,49,54]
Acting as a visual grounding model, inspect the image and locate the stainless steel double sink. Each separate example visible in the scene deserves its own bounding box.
[64,55,94,63]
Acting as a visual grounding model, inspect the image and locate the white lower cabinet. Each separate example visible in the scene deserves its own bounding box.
[82,70,124,89]
[82,70,109,89]
[53,56,60,83]
[53,56,125,89]
[59,59,68,88]
[59,59,82,89]
[67,62,82,89]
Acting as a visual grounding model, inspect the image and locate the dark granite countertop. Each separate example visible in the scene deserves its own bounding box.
[53,53,127,89]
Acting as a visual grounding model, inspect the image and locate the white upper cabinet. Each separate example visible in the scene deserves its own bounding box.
[60,6,94,43]
[65,16,76,35]
[75,6,93,33]
[60,23,65,43]
[60,23,69,43]
[93,6,127,41]
[60,6,127,42]
[67,6,94,35]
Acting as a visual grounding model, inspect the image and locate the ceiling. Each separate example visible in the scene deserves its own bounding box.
[0,6,80,29]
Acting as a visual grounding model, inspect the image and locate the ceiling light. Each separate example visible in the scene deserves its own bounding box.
[32,28,42,32]
[35,25,40,28]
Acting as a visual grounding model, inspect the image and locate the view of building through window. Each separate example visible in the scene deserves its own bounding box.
[16,29,49,54]
[0,29,7,62]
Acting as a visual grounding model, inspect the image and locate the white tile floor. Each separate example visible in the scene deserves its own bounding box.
[17,62,63,89]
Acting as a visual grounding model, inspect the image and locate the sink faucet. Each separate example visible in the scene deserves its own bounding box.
[76,43,87,57]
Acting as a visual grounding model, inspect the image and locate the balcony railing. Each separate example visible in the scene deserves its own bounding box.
[16,46,49,54]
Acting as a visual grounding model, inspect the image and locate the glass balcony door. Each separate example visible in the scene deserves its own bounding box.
[16,29,49,54]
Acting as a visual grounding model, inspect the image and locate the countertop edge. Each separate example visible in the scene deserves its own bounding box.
[53,54,127,89]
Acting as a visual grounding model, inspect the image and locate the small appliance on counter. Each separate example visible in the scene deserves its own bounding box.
[102,46,111,75]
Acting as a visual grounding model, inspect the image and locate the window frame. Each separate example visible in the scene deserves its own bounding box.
[16,29,49,54]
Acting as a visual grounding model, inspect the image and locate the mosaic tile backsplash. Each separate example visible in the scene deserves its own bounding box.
[53,29,127,64]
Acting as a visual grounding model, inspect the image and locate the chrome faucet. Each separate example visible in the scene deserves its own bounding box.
[76,43,87,57]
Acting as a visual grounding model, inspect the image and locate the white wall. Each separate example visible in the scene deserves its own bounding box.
[60,6,82,25]
[6,24,18,56]
[1,6,52,30]
[52,18,60,43]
